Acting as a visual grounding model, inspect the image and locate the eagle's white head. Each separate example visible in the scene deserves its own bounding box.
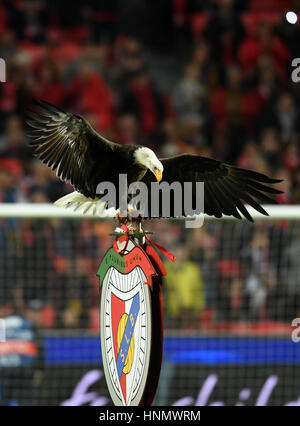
[134,147,163,182]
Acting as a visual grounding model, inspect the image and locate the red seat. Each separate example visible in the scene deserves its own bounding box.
[40,305,56,328]
[250,0,292,13]
[88,307,100,331]
[190,13,209,41]
[242,12,281,35]
[218,259,242,278]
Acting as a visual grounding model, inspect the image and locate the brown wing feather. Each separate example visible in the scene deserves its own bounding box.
[26,100,118,197]
[141,154,283,221]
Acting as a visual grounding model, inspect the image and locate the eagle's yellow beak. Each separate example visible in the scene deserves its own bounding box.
[154,169,163,182]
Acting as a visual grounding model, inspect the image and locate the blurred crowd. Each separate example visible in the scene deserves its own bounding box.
[0,0,300,330]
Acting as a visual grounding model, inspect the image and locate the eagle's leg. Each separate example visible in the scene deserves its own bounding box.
[115,209,144,231]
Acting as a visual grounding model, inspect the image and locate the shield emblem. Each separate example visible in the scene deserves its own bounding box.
[97,238,157,406]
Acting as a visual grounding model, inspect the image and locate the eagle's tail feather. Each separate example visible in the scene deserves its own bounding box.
[54,191,114,217]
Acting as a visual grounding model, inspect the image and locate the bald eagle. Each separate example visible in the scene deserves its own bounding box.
[26,100,282,222]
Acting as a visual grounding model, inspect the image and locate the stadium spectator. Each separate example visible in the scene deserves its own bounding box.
[190,43,220,92]
[203,0,246,65]
[121,71,168,136]
[164,245,205,329]
[280,225,300,320]
[258,92,300,141]
[242,229,276,321]
[172,63,207,122]
[0,115,31,163]
[238,22,290,76]
[67,63,114,131]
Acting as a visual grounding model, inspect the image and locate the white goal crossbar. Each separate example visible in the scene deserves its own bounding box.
[0,203,299,220]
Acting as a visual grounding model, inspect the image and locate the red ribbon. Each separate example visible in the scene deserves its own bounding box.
[144,233,176,262]
[113,224,176,262]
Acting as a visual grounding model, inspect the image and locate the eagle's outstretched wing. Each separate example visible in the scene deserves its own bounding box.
[26,100,119,198]
[141,154,283,221]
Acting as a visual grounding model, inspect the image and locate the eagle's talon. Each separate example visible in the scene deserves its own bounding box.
[115,209,144,232]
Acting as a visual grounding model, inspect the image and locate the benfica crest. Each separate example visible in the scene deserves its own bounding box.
[97,234,165,406]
